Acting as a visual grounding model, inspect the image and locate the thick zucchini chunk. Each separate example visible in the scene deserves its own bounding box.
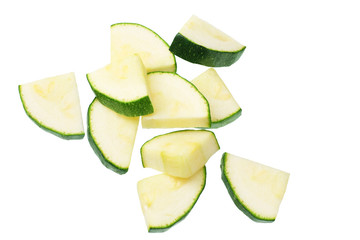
[137,167,206,232]
[221,153,290,222]
[170,15,245,67]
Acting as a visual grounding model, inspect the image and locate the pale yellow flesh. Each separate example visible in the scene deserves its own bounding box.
[89,99,139,168]
[137,168,205,230]
[19,72,84,135]
[87,54,148,102]
[111,24,175,72]
[142,131,219,178]
[179,15,244,52]
[192,68,240,123]
[141,72,210,128]
[225,153,289,219]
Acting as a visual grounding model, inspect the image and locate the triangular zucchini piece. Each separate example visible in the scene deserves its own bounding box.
[19,72,84,139]
[87,98,139,174]
[192,68,241,128]
[170,15,245,67]
[137,167,206,232]
[141,130,219,178]
[86,54,153,117]
[111,23,176,72]
[141,72,210,128]
[221,153,290,222]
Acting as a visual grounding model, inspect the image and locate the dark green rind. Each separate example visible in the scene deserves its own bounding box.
[146,71,211,128]
[210,108,242,129]
[140,129,220,168]
[221,152,275,223]
[169,33,246,67]
[111,23,177,73]
[87,98,128,175]
[148,167,207,233]
[18,85,85,140]
[86,74,154,117]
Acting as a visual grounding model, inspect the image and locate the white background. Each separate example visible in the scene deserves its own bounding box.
[1,0,360,239]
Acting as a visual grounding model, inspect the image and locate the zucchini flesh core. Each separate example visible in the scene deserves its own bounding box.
[141,130,219,178]
[19,72,84,138]
[222,153,289,222]
[137,167,206,232]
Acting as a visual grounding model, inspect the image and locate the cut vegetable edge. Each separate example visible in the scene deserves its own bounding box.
[18,74,85,140]
[221,152,289,222]
[111,22,177,73]
[87,98,139,174]
[140,129,220,169]
[141,71,211,128]
[138,167,206,232]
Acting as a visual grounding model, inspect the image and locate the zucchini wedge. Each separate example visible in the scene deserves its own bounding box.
[170,15,246,67]
[137,167,206,232]
[192,68,241,128]
[141,130,219,178]
[141,72,210,128]
[221,153,290,222]
[86,54,153,117]
[111,23,176,72]
[87,98,139,174]
[18,72,84,139]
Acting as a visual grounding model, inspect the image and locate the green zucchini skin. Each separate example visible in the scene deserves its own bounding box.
[18,85,84,140]
[86,74,154,117]
[220,152,275,223]
[211,108,242,129]
[87,99,128,175]
[169,33,246,67]
[148,167,207,232]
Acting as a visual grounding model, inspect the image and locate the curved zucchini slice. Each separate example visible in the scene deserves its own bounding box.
[141,130,219,178]
[192,68,241,128]
[87,98,139,174]
[170,15,246,67]
[18,72,84,139]
[141,72,210,128]
[137,167,206,232]
[111,23,176,72]
[221,153,290,222]
[86,54,153,117]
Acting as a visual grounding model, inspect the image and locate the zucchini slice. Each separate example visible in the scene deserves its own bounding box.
[18,72,84,139]
[192,68,241,128]
[221,153,290,222]
[141,130,219,178]
[170,15,246,67]
[137,167,206,232]
[141,72,210,128]
[111,23,176,72]
[86,54,153,117]
[87,98,139,174]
